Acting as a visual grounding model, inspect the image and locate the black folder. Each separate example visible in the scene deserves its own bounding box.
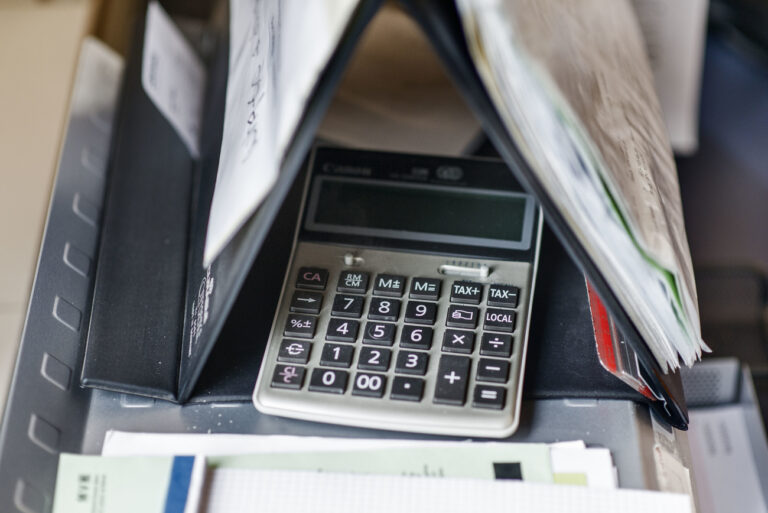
[81,0,688,429]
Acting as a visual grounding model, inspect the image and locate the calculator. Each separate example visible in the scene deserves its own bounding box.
[252,147,542,437]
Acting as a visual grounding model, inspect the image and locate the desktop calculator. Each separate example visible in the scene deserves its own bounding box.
[253,148,542,437]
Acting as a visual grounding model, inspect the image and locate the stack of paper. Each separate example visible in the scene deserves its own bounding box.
[455,0,707,371]
[52,434,690,512]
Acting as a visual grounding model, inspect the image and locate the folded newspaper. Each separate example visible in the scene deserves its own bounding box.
[202,0,706,372]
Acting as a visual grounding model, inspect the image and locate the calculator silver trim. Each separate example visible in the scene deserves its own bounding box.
[304,175,535,251]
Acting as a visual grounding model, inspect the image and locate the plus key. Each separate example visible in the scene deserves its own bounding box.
[433,355,470,406]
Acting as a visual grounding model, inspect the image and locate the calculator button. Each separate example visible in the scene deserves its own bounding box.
[284,314,317,339]
[368,298,401,321]
[404,301,437,325]
[390,377,424,402]
[277,340,311,364]
[362,322,396,346]
[352,372,387,398]
[450,281,482,304]
[473,385,507,409]
[331,294,364,318]
[325,318,359,342]
[400,325,433,350]
[309,368,348,394]
[476,358,510,383]
[441,329,475,354]
[372,274,405,297]
[320,343,355,368]
[480,333,513,357]
[289,291,323,314]
[296,267,328,290]
[434,355,471,406]
[483,308,516,333]
[395,351,429,376]
[337,271,370,294]
[487,284,519,308]
[445,305,479,329]
[271,365,305,390]
[409,278,441,300]
[358,347,392,371]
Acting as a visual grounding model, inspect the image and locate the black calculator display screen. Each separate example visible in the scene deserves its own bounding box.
[305,176,534,250]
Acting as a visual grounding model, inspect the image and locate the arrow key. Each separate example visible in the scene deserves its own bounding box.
[290,291,323,314]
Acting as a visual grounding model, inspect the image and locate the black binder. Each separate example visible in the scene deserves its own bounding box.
[81,0,688,429]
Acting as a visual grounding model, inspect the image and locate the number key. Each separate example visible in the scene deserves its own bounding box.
[325,318,359,342]
[368,297,401,321]
[309,368,348,394]
[320,343,355,368]
[352,372,387,398]
[358,347,391,371]
[363,322,396,346]
[395,351,429,376]
[404,301,437,325]
[331,294,364,318]
[400,325,433,350]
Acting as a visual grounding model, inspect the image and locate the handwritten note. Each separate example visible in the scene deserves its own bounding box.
[203,0,359,266]
[141,1,206,157]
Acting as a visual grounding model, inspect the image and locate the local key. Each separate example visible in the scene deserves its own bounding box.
[483,308,516,333]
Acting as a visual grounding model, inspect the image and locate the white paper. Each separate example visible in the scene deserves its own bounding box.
[631,0,708,154]
[204,0,359,266]
[550,447,617,489]
[142,1,205,157]
[204,469,690,513]
[688,406,768,513]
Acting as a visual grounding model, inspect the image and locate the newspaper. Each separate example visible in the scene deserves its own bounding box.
[456,0,707,370]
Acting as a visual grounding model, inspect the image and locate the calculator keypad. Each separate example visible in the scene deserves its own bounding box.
[257,246,531,438]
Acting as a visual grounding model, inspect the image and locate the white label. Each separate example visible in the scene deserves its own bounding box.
[142,1,206,157]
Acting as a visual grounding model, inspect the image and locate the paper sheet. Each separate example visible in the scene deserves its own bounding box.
[209,445,553,483]
[550,447,617,489]
[52,454,177,513]
[103,432,622,489]
[205,470,691,513]
[141,2,205,157]
[204,0,359,266]
[688,406,768,513]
